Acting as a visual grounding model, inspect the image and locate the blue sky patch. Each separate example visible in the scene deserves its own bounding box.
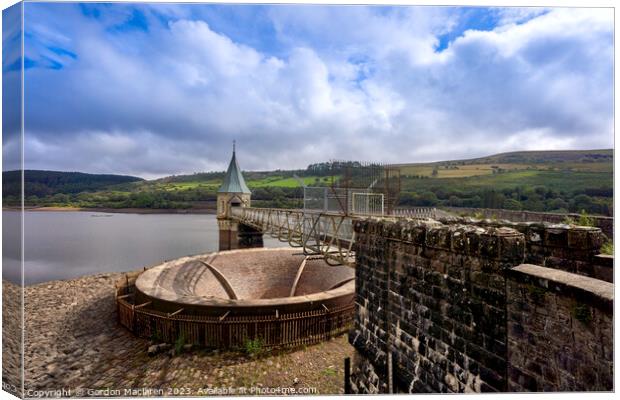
[48,45,78,59]
[109,8,149,33]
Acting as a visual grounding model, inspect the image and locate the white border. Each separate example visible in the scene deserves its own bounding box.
[0,2,616,400]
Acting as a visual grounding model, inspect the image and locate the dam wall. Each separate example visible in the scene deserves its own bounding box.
[437,217,611,282]
[443,207,613,239]
[347,218,613,393]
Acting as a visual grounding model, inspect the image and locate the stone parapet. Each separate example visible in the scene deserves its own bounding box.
[350,219,525,393]
[506,264,613,391]
[592,254,613,283]
[438,217,606,279]
[442,207,613,239]
[349,218,613,393]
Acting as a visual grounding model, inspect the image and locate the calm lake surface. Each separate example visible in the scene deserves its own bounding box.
[2,211,283,285]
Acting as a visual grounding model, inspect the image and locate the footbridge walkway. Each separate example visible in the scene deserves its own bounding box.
[230,206,441,266]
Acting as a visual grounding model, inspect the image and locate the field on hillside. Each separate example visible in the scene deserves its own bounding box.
[141,175,330,190]
[148,181,220,191]
[392,150,613,215]
[6,150,613,216]
[398,160,612,179]
[400,169,612,192]
[248,176,329,188]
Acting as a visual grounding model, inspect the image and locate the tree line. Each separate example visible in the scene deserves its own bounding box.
[398,186,612,216]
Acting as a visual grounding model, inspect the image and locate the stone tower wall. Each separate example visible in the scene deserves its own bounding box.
[216,192,251,219]
[217,193,261,251]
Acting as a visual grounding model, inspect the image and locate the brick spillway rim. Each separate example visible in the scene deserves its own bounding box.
[134,247,355,309]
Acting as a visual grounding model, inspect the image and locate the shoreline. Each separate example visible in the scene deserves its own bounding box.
[2,206,216,215]
[3,274,350,394]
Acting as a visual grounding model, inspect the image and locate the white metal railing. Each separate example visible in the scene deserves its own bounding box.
[230,207,357,266]
[392,207,438,219]
[352,192,384,215]
[230,206,441,267]
[303,187,384,216]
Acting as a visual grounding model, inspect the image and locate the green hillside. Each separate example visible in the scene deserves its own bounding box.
[2,170,143,201]
[3,149,613,216]
[465,149,612,164]
[395,150,612,215]
[396,149,612,166]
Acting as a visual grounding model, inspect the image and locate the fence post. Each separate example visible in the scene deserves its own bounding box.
[131,304,136,332]
[344,357,351,394]
[276,310,282,346]
[324,187,328,211]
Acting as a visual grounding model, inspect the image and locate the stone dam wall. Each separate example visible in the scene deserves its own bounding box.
[507,264,613,391]
[347,218,613,393]
[443,207,613,239]
[437,216,612,282]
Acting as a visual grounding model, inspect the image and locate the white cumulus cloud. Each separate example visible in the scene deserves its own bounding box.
[15,4,614,178]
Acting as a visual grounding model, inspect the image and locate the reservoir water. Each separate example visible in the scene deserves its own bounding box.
[2,211,283,285]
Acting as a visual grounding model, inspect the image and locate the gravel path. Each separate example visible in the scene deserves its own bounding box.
[3,275,353,397]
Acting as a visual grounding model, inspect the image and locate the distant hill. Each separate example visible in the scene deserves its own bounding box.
[394,149,613,168]
[2,150,613,216]
[148,149,613,184]
[392,149,612,180]
[2,170,143,198]
[458,149,613,165]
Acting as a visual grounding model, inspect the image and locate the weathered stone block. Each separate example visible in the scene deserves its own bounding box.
[479,233,500,259]
[544,256,573,272]
[425,226,450,249]
[451,229,470,253]
[587,230,605,249]
[509,367,538,392]
[543,227,568,247]
[567,227,592,249]
[575,261,595,277]
[499,233,525,263]
[479,364,506,391]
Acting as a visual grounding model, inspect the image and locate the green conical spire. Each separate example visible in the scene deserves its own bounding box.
[217,141,251,194]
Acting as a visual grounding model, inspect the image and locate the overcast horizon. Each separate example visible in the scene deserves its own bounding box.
[2,3,614,179]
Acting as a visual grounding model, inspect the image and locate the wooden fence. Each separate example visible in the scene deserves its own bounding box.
[116,277,354,349]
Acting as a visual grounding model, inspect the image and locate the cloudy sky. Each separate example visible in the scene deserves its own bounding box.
[2,3,614,179]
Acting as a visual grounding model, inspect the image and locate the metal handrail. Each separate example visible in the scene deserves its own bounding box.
[230,207,356,266]
[229,206,435,267]
[115,280,354,349]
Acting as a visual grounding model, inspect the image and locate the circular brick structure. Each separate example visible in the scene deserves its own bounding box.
[116,248,355,348]
[134,247,355,315]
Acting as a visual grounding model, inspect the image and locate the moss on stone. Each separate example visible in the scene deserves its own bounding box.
[527,284,547,304]
[572,303,592,325]
[600,241,613,255]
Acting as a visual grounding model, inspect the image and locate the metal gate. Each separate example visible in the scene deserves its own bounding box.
[351,192,384,216]
[303,187,384,216]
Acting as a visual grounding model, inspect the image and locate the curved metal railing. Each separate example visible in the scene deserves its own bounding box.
[115,276,354,349]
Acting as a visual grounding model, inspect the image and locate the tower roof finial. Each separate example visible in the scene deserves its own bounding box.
[218,140,250,194]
